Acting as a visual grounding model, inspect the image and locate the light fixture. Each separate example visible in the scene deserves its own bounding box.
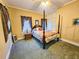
[40,0,49,19]
[41,0,49,7]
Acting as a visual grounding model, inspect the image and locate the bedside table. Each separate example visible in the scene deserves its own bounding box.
[24,34,32,40]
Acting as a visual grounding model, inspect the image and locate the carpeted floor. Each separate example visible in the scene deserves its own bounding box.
[9,38,79,59]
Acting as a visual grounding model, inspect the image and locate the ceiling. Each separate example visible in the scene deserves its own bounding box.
[6,0,76,14]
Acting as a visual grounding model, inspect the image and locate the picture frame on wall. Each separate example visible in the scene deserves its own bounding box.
[73,18,79,25]
[35,20,39,26]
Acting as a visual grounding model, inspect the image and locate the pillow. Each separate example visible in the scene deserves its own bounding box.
[36,28,39,31]
[33,28,37,31]
[38,27,42,31]
[33,27,42,31]
[33,28,39,31]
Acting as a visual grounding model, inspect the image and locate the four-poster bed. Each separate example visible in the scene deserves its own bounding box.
[32,10,61,49]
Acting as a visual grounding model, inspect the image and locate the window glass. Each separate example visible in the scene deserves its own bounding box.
[47,20,56,31]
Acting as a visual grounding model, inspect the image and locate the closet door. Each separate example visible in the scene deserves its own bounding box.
[21,16,32,34]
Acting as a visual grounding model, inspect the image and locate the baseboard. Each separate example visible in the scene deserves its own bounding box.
[61,38,79,47]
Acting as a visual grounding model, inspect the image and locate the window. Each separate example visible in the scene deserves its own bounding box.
[41,19,47,30]
[47,20,56,31]
[23,19,31,33]
[21,16,32,34]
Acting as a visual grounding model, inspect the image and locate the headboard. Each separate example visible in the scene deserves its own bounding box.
[32,25,42,29]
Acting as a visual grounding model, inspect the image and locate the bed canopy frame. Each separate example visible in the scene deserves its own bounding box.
[32,10,61,49]
[42,10,61,49]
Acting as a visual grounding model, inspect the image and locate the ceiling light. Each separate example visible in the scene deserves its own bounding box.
[41,1,49,7]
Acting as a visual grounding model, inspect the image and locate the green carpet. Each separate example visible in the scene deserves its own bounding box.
[9,38,79,59]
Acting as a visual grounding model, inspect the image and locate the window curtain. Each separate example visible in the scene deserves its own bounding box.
[23,19,31,34]
[41,19,47,30]
[42,21,47,30]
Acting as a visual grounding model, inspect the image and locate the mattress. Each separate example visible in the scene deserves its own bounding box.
[32,30,59,43]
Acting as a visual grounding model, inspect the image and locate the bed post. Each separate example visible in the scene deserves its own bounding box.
[43,30,46,49]
[58,15,60,34]
[57,15,61,41]
[42,10,46,49]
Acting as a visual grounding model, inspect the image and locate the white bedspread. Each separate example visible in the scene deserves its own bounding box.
[32,30,58,43]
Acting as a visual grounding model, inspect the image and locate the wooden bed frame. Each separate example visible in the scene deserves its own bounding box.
[32,25,60,49]
[32,10,61,49]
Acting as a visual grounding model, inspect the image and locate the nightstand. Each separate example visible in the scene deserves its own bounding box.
[24,34,32,39]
